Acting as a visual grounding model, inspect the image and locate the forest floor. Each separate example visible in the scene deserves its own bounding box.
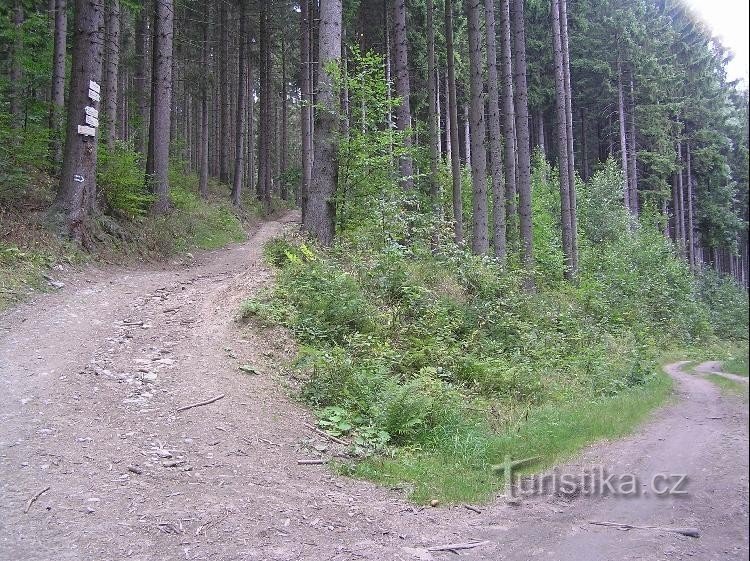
[1,212,748,561]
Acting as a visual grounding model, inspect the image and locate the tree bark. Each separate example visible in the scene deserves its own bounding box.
[627,73,638,214]
[535,110,545,156]
[199,0,210,198]
[248,49,256,198]
[391,0,414,190]
[300,0,313,218]
[466,0,489,255]
[676,140,685,254]
[559,0,577,273]
[551,0,573,278]
[463,104,471,165]
[426,0,440,211]
[231,0,248,206]
[49,0,67,173]
[485,0,506,262]
[103,0,120,149]
[146,0,173,213]
[617,57,630,212]
[512,0,534,275]
[500,0,517,251]
[9,1,24,124]
[257,0,272,211]
[55,0,105,242]
[305,0,342,246]
[580,108,589,180]
[686,141,696,269]
[219,2,230,183]
[134,1,150,154]
[281,30,289,201]
[445,0,463,244]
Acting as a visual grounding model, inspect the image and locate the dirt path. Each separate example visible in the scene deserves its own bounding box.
[694,360,749,384]
[1,214,748,561]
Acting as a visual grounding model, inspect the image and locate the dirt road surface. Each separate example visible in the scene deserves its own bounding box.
[1,214,748,560]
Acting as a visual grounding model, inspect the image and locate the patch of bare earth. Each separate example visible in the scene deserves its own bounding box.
[1,213,748,560]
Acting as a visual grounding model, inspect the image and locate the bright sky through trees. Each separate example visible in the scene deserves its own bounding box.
[685,0,749,84]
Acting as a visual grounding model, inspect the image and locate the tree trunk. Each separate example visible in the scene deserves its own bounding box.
[535,110,545,156]
[231,0,248,206]
[580,108,589,180]
[305,0,342,246]
[300,0,313,219]
[559,0,577,273]
[500,0,517,251]
[199,0,210,198]
[444,72,452,161]
[146,0,174,213]
[463,105,471,165]
[281,30,289,201]
[676,140,685,254]
[445,0,463,244]
[551,0,573,278]
[257,0,272,211]
[9,1,24,123]
[103,0,120,149]
[671,172,681,243]
[426,0,440,210]
[55,0,105,242]
[134,1,150,154]
[686,141,696,269]
[435,63,442,159]
[627,74,638,214]
[466,0,489,255]
[248,51,256,198]
[617,57,630,212]
[512,0,534,275]
[49,0,67,173]
[218,2,230,183]
[391,0,414,190]
[485,0,506,262]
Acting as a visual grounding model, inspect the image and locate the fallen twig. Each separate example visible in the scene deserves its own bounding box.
[303,422,349,446]
[176,393,225,413]
[463,505,482,514]
[297,459,327,465]
[427,540,489,553]
[24,486,50,514]
[588,520,700,538]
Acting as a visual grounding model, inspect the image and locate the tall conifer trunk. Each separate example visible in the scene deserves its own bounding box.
[512,0,534,276]
[391,0,414,191]
[305,0,342,245]
[445,0,463,244]
[485,0,506,261]
[466,0,489,255]
[55,0,105,241]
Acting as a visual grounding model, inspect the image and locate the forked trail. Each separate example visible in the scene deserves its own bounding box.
[1,214,747,561]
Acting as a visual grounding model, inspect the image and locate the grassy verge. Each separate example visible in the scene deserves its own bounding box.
[706,374,749,399]
[723,351,749,377]
[349,370,672,503]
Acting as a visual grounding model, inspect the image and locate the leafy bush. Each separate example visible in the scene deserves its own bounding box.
[695,268,749,340]
[98,143,154,217]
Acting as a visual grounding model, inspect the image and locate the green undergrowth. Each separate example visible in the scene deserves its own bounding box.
[351,371,672,503]
[668,341,749,377]
[1,143,258,311]
[241,159,748,504]
[706,374,749,399]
